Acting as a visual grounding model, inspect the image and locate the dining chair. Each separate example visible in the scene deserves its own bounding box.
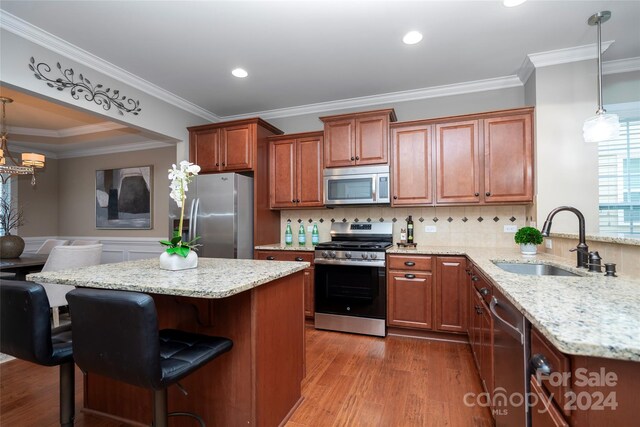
[70,239,100,246]
[36,239,69,255]
[39,244,103,327]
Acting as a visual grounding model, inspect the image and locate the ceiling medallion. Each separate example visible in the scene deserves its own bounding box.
[29,57,142,116]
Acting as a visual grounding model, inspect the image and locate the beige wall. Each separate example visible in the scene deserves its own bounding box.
[56,146,176,237]
[17,158,59,237]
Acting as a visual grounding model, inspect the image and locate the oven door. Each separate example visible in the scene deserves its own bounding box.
[314,263,386,319]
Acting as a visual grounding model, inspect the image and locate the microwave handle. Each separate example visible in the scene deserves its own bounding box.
[372,176,377,201]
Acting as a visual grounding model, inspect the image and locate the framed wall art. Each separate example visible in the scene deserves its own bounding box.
[96,166,152,229]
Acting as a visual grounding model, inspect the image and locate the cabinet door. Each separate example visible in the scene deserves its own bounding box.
[190,129,220,173]
[435,120,481,204]
[391,125,432,205]
[530,376,570,427]
[324,119,355,168]
[387,272,432,329]
[435,257,467,333]
[471,291,483,373]
[222,123,253,171]
[483,113,533,203]
[269,139,296,208]
[355,114,389,165]
[304,267,314,318]
[296,136,324,207]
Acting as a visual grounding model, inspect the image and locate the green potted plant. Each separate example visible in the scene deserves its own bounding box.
[514,226,543,255]
[159,160,201,270]
[0,194,25,259]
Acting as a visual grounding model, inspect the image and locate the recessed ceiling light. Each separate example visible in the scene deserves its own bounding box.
[503,0,527,7]
[231,68,248,78]
[402,31,423,45]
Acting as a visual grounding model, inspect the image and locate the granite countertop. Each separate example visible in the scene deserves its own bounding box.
[255,244,316,252]
[549,232,640,246]
[27,258,308,299]
[388,246,640,362]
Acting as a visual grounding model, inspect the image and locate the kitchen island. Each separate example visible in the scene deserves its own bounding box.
[28,257,309,427]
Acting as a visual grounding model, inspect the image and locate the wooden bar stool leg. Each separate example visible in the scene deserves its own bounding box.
[59,361,75,427]
[153,389,168,427]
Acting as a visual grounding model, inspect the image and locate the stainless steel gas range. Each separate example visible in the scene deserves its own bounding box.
[314,222,392,337]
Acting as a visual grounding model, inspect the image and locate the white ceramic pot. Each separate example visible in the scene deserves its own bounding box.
[520,243,537,255]
[159,250,198,271]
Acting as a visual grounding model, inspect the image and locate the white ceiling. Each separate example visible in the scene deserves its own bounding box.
[1,0,639,154]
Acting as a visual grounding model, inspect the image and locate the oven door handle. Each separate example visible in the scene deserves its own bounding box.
[489,297,523,345]
[314,258,386,268]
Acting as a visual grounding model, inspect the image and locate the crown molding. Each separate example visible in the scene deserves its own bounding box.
[527,41,614,68]
[221,75,523,121]
[0,11,220,123]
[55,140,175,159]
[9,121,127,138]
[603,57,640,75]
[4,141,59,158]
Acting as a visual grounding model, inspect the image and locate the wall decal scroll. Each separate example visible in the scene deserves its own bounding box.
[29,57,142,116]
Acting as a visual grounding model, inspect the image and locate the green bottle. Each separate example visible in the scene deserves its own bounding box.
[312,223,319,246]
[285,221,293,246]
[298,223,306,246]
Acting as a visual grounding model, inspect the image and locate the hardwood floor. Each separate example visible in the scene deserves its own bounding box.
[0,327,492,426]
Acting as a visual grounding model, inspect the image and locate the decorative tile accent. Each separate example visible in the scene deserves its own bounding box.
[331,218,335,223]
[297,219,302,223]
[379,217,384,222]
[462,217,468,223]
[477,217,484,222]
[493,217,500,222]
[419,217,424,222]
[319,218,324,223]
[447,217,453,223]
[366,218,372,222]
[308,219,313,223]
[342,218,347,223]
[510,216,517,222]
[433,217,439,223]
[392,218,397,223]
[354,218,359,223]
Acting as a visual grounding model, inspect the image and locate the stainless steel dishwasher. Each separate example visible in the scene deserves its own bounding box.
[490,286,530,427]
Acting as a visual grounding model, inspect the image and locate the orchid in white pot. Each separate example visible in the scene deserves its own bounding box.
[159,161,201,270]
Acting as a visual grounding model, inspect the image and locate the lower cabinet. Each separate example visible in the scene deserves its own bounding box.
[468,266,494,407]
[435,257,467,333]
[388,270,433,329]
[255,250,314,318]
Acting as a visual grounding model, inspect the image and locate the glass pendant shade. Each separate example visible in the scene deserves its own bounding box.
[583,112,620,143]
[21,152,45,168]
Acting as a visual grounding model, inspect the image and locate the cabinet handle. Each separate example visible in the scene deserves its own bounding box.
[404,274,416,279]
[465,269,472,275]
[215,162,219,166]
[222,162,225,166]
[393,196,398,200]
[471,276,479,282]
[355,156,360,160]
[475,305,483,314]
[404,261,415,266]
[350,156,355,161]
[296,199,300,203]
[292,199,296,203]
[295,257,304,262]
[479,287,489,296]
[486,192,491,197]
[474,192,480,197]
[266,256,275,260]
[530,353,552,375]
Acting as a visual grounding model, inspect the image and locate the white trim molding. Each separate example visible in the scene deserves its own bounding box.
[0,11,220,123]
[603,57,640,75]
[9,121,128,138]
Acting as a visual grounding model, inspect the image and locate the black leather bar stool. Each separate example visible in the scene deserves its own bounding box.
[66,288,233,427]
[0,280,75,427]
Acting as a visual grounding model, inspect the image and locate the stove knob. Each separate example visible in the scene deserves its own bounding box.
[361,252,369,260]
[329,251,337,258]
[369,252,378,260]
[321,251,329,258]
[345,252,352,259]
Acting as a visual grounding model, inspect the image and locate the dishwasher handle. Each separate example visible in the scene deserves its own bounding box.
[489,297,524,345]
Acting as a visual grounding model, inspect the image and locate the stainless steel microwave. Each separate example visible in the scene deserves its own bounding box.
[323,165,390,206]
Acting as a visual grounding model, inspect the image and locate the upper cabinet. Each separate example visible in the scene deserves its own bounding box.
[390,124,433,206]
[188,118,283,173]
[321,109,397,168]
[269,132,324,209]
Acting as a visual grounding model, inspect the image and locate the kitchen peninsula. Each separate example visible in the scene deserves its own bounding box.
[28,257,309,427]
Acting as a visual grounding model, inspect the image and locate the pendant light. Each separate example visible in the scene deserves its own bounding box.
[582,11,620,143]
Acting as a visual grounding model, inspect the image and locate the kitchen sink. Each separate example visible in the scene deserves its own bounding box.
[492,262,582,277]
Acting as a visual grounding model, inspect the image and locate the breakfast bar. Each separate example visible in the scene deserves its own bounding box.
[28,257,309,427]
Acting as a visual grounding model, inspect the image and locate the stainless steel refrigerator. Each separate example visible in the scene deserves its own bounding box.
[169,173,254,259]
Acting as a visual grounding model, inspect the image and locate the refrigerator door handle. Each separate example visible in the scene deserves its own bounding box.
[191,198,200,242]
[187,198,196,242]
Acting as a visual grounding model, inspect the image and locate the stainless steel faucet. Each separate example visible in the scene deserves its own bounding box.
[540,206,589,268]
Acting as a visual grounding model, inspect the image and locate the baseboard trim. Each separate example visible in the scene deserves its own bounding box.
[386,327,469,344]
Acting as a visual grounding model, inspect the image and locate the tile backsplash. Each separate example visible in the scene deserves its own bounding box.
[279,205,528,249]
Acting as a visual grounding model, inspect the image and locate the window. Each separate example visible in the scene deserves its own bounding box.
[598,119,640,234]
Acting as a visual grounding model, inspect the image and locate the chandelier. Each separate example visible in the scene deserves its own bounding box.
[0,97,46,185]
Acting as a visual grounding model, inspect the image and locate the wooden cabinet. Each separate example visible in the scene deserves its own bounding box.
[390,124,433,206]
[435,120,481,204]
[531,375,570,427]
[255,250,315,318]
[269,132,324,209]
[388,271,433,329]
[321,109,397,168]
[483,113,533,203]
[434,257,467,333]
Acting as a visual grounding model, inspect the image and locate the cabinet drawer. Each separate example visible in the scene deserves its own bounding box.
[530,375,569,427]
[388,255,432,271]
[531,328,571,416]
[255,250,314,264]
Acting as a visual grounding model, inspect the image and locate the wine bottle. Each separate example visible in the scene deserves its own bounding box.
[298,223,306,246]
[285,221,293,246]
[407,216,414,243]
[312,223,319,246]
